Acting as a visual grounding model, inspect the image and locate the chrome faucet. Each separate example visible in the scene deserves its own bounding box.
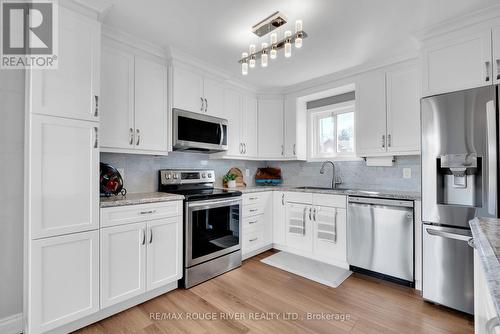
[320,161,342,189]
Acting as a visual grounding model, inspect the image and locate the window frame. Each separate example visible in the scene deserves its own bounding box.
[308,100,356,161]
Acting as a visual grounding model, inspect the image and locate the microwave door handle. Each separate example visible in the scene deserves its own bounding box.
[219,123,224,146]
[486,100,497,216]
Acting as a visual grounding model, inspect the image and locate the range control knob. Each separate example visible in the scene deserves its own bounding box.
[201,173,206,178]
[165,173,171,180]
[208,173,212,178]
[173,174,178,179]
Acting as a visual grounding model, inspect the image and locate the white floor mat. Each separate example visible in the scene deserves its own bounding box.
[261,252,352,288]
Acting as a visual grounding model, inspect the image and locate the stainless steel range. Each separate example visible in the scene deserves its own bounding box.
[159,169,242,288]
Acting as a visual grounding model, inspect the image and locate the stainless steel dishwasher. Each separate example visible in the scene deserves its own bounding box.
[347,196,414,286]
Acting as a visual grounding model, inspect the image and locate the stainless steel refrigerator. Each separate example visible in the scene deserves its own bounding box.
[421,84,498,314]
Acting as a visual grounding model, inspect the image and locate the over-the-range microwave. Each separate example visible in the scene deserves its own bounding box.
[172,108,228,153]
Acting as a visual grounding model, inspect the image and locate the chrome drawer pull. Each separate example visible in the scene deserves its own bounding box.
[249,220,258,225]
[249,237,258,242]
[140,210,156,215]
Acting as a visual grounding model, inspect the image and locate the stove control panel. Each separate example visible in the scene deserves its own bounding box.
[160,170,215,185]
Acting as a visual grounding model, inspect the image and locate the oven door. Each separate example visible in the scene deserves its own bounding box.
[186,197,241,267]
[173,109,228,153]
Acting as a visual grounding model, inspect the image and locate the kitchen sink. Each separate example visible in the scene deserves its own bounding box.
[294,186,334,190]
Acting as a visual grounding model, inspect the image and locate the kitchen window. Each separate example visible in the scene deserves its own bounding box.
[309,100,355,159]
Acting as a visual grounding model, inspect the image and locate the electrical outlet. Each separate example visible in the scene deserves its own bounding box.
[117,168,125,179]
[245,169,250,177]
[403,168,412,179]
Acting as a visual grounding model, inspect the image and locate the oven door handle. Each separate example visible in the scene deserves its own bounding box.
[188,197,242,210]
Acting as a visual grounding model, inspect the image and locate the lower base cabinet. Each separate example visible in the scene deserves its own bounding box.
[29,231,100,334]
[242,192,273,258]
[474,249,500,334]
[101,216,182,308]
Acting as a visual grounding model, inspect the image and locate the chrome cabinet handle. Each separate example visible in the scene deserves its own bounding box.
[249,209,258,213]
[244,143,247,154]
[387,134,391,148]
[309,207,312,220]
[382,135,386,148]
[239,143,243,154]
[129,128,134,145]
[141,228,146,245]
[281,193,285,206]
[313,207,316,221]
[140,210,156,215]
[249,197,258,200]
[136,129,140,146]
[94,95,99,117]
[486,61,491,82]
[204,98,208,113]
[200,97,204,112]
[293,144,296,155]
[249,237,258,242]
[149,229,153,244]
[94,127,98,148]
[248,220,258,225]
[281,145,284,156]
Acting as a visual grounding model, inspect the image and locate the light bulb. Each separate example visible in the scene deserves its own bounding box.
[295,20,303,48]
[295,34,303,48]
[261,42,268,67]
[270,33,277,59]
[249,44,256,68]
[284,30,292,58]
[295,20,303,33]
[241,52,248,75]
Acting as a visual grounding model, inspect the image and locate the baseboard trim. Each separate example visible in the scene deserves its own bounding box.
[242,244,273,260]
[0,313,23,334]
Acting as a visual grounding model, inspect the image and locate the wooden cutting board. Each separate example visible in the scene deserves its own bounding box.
[223,167,246,188]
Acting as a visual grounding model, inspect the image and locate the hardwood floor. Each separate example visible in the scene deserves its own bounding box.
[76,251,473,334]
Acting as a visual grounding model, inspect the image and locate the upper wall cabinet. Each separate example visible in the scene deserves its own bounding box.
[100,43,168,155]
[31,7,100,122]
[422,29,493,96]
[284,95,306,160]
[258,97,285,159]
[356,62,420,157]
[171,64,225,117]
[494,26,500,84]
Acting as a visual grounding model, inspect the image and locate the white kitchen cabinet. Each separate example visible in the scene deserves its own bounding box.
[134,57,168,152]
[493,26,500,85]
[30,231,99,334]
[258,98,284,158]
[241,94,258,157]
[100,43,168,154]
[31,7,100,122]
[224,88,243,156]
[100,46,135,150]
[203,77,226,118]
[273,192,286,246]
[356,71,387,156]
[422,29,492,96]
[356,62,420,157]
[285,202,313,253]
[172,65,204,113]
[242,192,273,258]
[30,114,99,239]
[312,206,347,264]
[474,249,500,334]
[284,95,306,160]
[146,218,183,290]
[386,64,420,153]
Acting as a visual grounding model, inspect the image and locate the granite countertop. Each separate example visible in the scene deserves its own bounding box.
[227,186,421,201]
[100,192,184,208]
[470,217,500,318]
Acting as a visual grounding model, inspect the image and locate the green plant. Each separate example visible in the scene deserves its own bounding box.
[223,173,237,182]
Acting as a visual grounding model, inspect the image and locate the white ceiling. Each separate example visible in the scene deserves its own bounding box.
[102,0,499,89]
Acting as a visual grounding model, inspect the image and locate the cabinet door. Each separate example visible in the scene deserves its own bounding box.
[30,231,99,334]
[100,46,135,150]
[285,203,312,252]
[313,207,347,263]
[241,94,258,157]
[273,192,286,246]
[493,27,500,85]
[422,30,492,96]
[224,88,242,156]
[386,65,420,153]
[356,71,387,156]
[31,7,100,121]
[258,98,284,158]
[146,217,183,291]
[101,222,146,308]
[172,66,204,113]
[30,115,99,239]
[284,95,300,158]
[203,77,225,118]
[135,57,168,152]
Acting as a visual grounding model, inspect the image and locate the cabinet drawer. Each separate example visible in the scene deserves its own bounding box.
[243,215,264,231]
[243,204,264,217]
[243,192,270,206]
[285,191,313,205]
[101,201,182,228]
[242,228,264,253]
[313,194,346,208]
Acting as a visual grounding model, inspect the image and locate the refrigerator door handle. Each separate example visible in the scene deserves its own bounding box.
[486,100,497,216]
[426,228,472,243]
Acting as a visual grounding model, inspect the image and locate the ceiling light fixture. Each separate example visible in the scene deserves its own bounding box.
[240,12,307,75]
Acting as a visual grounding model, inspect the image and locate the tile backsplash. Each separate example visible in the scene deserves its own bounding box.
[101,153,421,194]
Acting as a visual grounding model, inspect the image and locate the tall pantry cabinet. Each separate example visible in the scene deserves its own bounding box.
[25,5,101,334]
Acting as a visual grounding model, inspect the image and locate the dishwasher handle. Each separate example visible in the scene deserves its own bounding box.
[348,196,414,208]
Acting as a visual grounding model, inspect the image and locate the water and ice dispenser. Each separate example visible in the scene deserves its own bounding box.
[436,154,482,207]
